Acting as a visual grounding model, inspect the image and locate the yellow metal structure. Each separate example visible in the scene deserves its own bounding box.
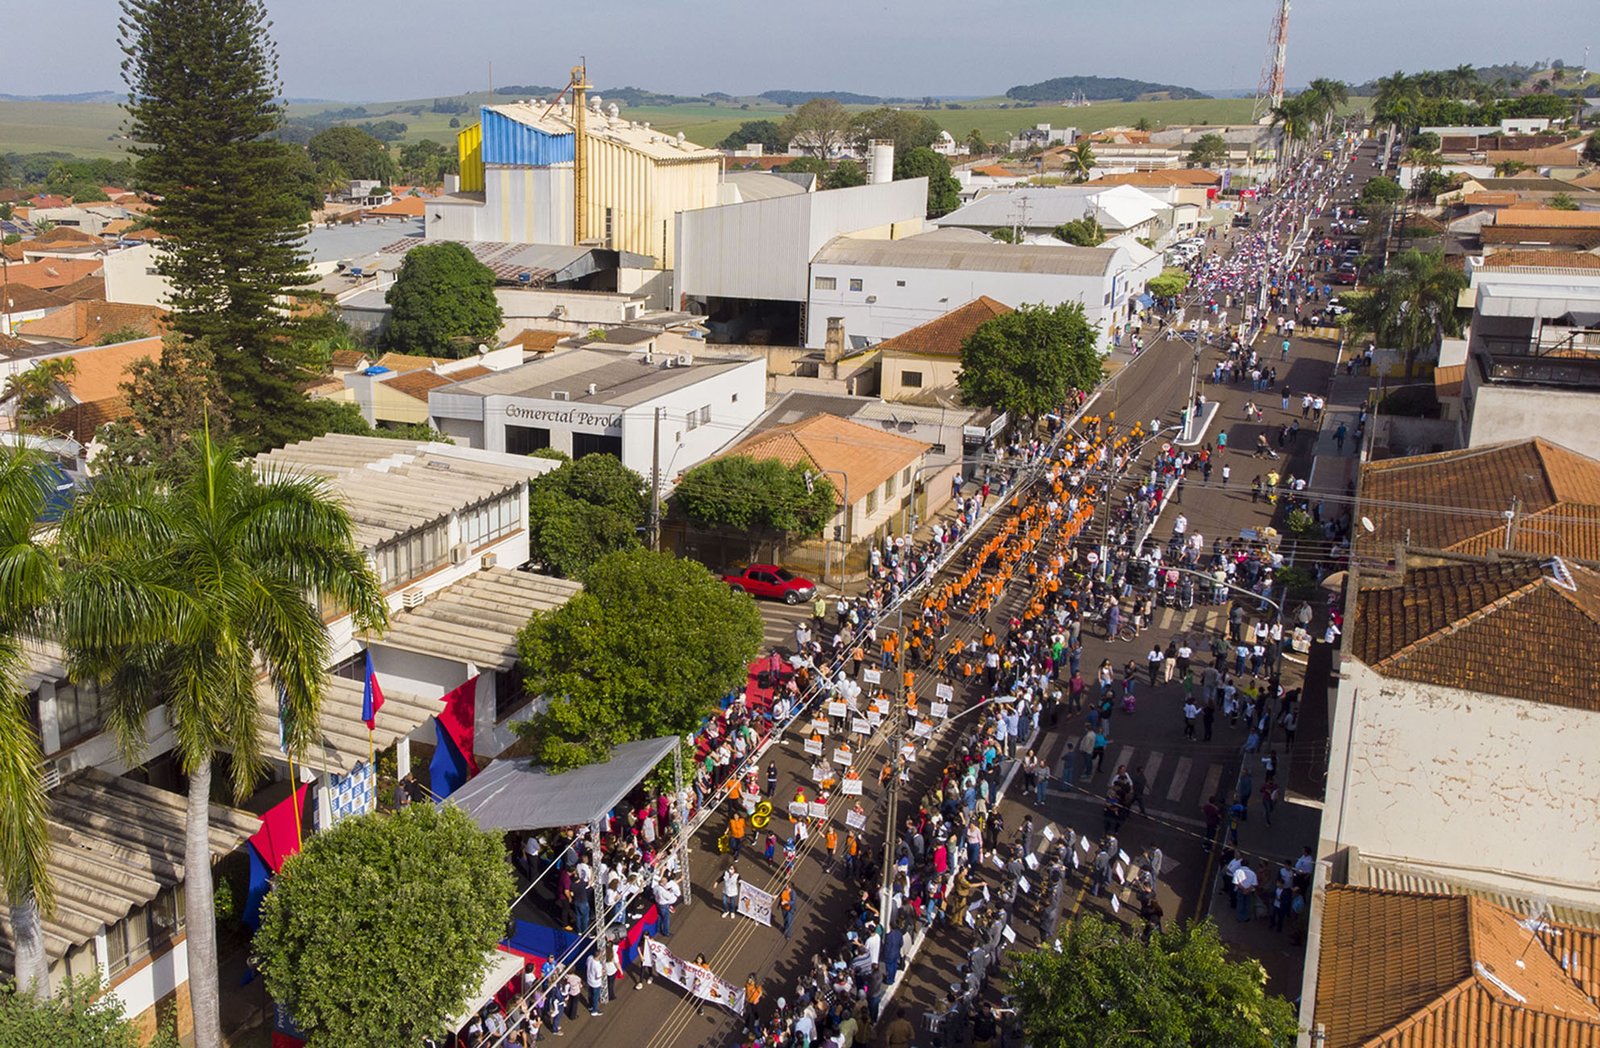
[456,120,485,193]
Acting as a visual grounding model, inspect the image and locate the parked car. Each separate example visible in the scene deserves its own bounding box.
[723,564,816,604]
[1333,263,1359,286]
[1325,298,1350,317]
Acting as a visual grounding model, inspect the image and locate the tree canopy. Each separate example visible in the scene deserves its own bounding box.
[718,120,785,153]
[823,159,867,190]
[527,453,647,577]
[849,108,943,153]
[383,242,504,356]
[1146,267,1192,299]
[514,548,763,769]
[120,0,325,453]
[307,125,396,183]
[959,302,1103,418]
[779,98,854,158]
[1358,176,1404,213]
[1351,248,1467,375]
[397,139,457,184]
[0,977,177,1048]
[254,805,515,1048]
[894,146,961,217]
[1186,133,1228,167]
[1009,916,1297,1048]
[1053,217,1105,247]
[674,456,838,540]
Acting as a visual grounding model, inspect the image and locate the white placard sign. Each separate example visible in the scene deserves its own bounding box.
[736,882,774,926]
[1041,825,1056,842]
[833,748,854,766]
[828,701,847,718]
[1118,849,1131,865]
[1079,836,1092,853]
[1001,925,1017,944]
[900,743,917,762]
[1110,893,1121,914]
[804,737,824,756]
[808,801,828,820]
[935,683,954,702]
[811,719,829,736]
[788,801,810,819]
[1018,875,1031,894]
[852,717,872,736]
[863,669,882,685]
[991,853,1006,870]
[1024,853,1039,871]
[845,810,867,830]
[913,720,933,738]
[868,710,883,727]
[841,778,863,796]
[1115,862,1126,883]
[930,701,950,720]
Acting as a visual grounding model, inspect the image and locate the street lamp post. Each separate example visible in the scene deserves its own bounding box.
[806,467,850,590]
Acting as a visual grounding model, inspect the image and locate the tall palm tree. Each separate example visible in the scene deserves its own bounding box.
[58,433,388,1048]
[1270,96,1312,161]
[0,443,61,996]
[1353,248,1468,376]
[1372,71,1417,129]
[1305,79,1350,136]
[1066,141,1096,183]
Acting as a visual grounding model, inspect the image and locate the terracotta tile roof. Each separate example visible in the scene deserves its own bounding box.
[723,155,810,172]
[53,275,105,302]
[364,196,426,218]
[14,301,165,347]
[372,351,451,373]
[1,243,22,262]
[39,395,130,444]
[1088,168,1222,188]
[1353,556,1600,710]
[504,328,565,353]
[27,195,70,210]
[719,413,930,506]
[382,365,491,401]
[1572,172,1600,189]
[1460,191,1520,207]
[121,228,161,242]
[1357,438,1600,565]
[1,285,69,315]
[1495,210,1600,229]
[1484,144,1588,168]
[0,258,102,290]
[1432,363,1464,399]
[329,349,370,370]
[26,226,103,248]
[1481,250,1600,270]
[55,338,164,403]
[973,164,1023,178]
[1483,226,1600,248]
[1315,885,1600,1048]
[875,297,1013,358]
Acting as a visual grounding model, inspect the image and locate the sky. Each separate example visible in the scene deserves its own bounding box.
[0,0,1591,102]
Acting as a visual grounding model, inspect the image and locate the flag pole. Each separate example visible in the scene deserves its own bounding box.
[367,727,374,768]
[286,752,304,848]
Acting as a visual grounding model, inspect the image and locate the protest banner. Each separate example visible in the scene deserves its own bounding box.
[737,883,774,926]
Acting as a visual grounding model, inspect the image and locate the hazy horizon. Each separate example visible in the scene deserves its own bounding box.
[0,0,1590,103]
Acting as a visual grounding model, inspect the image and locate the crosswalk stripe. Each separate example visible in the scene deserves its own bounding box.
[1111,745,1133,776]
[1165,756,1193,801]
[1156,607,1175,631]
[1141,751,1163,785]
[1199,763,1223,806]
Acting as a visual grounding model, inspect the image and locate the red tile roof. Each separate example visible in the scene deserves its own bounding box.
[1481,250,1600,270]
[719,413,929,506]
[1,285,70,316]
[55,338,165,403]
[14,301,166,347]
[875,297,1013,358]
[381,365,491,401]
[1315,885,1600,1048]
[0,258,102,291]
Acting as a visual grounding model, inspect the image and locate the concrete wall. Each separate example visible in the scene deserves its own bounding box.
[101,243,169,307]
[1464,382,1600,459]
[492,287,646,338]
[881,351,962,403]
[1319,661,1600,908]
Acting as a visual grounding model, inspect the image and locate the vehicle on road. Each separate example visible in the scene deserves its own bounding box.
[1333,263,1359,286]
[1325,298,1350,317]
[724,564,816,604]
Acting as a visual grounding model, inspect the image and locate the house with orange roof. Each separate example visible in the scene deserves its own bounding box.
[1,284,70,335]
[12,300,165,347]
[875,296,1012,403]
[715,412,931,544]
[0,336,164,446]
[0,258,102,292]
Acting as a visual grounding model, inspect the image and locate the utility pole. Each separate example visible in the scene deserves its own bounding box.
[649,406,663,551]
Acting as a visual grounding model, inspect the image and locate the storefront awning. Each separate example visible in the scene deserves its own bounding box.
[449,735,678,832]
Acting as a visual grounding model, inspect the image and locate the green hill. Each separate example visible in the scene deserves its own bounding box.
[1007,76,1209,103]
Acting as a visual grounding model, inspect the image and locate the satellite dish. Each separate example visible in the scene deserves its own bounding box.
[1360,516,1375,533]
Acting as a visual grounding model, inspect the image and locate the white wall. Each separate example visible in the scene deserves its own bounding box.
[493,287,646,338]
[107,935,187,1023]
[805,249,1145,349]
[1320,661,1600,908]
[1465,383,1600,458]
[674,179,927,305]
[101,243,169,307]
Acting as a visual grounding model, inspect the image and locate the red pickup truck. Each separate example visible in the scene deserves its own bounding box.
[723,564,816,605]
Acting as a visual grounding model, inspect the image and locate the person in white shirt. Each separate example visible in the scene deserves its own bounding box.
[721,864,741,918]
[1232,863,1259,922]
[653,875,679,936]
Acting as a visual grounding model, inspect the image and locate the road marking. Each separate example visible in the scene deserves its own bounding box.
[1111,745,1133,776]
[1199,764,1223,806]
[1165,756,1193,801]
[1141,751,1163,785]
[1155,606,1174,632]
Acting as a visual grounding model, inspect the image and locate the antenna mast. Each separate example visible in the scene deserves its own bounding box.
[571,59,592,245]
[1252,0,1292,123]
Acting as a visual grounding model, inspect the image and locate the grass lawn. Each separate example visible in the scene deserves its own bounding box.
[0,100,132,158]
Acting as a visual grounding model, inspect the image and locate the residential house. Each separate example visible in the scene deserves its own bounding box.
[1302,885,1600,1048]
[873,296,1012,403]
[11,300,165,347]
[0,258,103,292]
[1,285,69,336]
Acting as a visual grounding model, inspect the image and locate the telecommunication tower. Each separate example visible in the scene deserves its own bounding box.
[1252,0,1292,123]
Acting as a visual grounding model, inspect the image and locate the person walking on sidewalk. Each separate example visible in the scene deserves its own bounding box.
[1334,422,1348,451]
[721,863,740,917]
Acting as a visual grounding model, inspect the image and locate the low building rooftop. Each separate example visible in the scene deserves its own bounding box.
[437,346,758,408]
[815,233,1118,278]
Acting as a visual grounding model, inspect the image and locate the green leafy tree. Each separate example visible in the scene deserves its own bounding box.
[120,0,325,453]
[1186,133,1228,167]
[779,156,831,178]
[1,358,76,429]
[95,325,151,347]
[1584,131,1600,166]
[0,446,61,995]
[779,98,854,158]
[1549,192,1579,211]
[823,159,867,190]
[0,976,178,1046]
[1408,131,1441,151]
[965,129,989,156]
[1352,248,1468,376]
[1010,916,1296,1048]
[1269,94,1314,156]
[66,181,110,203]
[958,302,1103,419]
[253,805,514,1048]
[1146,267,1191,299]
[990,228,1020,244]
[1052,217,1105,247]
[383,242,503,356]
[514,548,762,769]
[1065,141,1096,182]
[717,120,785,153]
[894,146,961,217]
[849,108,942,153]
[1358,175,1404,218]
[396,139,456,184]
[56,433,389,1048]
[307,125,396,183]
[96,337,226,476]
[674,456,837,541]
[526,453,647,577]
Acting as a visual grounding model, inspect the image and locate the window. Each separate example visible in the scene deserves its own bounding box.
[495,671,529,721]
[866,488,879,514]
[54,679,107,749]
[902,466,913,486]
[896,280,906,287]
[375,522,448,589]
[848,278,864,292]
[106,885,183,977]
[685,411,698,432]
[460,492,520,548]
[49,940,98,996]
[604,206,614,246]
[885,473,898,498]
[505,424,551,456]
[814,276,836,291]
[572,432,623,459]
[901,370,924,389]
[699,405,711,424]
[930,443,947,455]
[329,652,366,683]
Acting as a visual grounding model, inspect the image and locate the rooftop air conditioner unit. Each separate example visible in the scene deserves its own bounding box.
[587,382,598,395]
[449,543,470,566]
[663,357,677,368]
[642,352,655,365]
[552,390,570,401]
[40,760,63,793]
[400,587,424,609]
[480,552,498,570]
[676,352,694,366]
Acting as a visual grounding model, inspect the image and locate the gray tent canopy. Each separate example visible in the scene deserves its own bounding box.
[448,735,678,832]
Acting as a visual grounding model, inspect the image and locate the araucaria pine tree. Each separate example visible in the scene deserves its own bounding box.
[120,0,322,451]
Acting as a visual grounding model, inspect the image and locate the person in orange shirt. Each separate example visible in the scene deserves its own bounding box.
[728,811,747,859]
[824,825,838,862]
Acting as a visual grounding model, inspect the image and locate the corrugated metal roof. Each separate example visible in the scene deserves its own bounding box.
[814,234,1117,277]
[254,673,444,776]
[441,346,758,408]
[369,567,580,671]
[482,103,720,165]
